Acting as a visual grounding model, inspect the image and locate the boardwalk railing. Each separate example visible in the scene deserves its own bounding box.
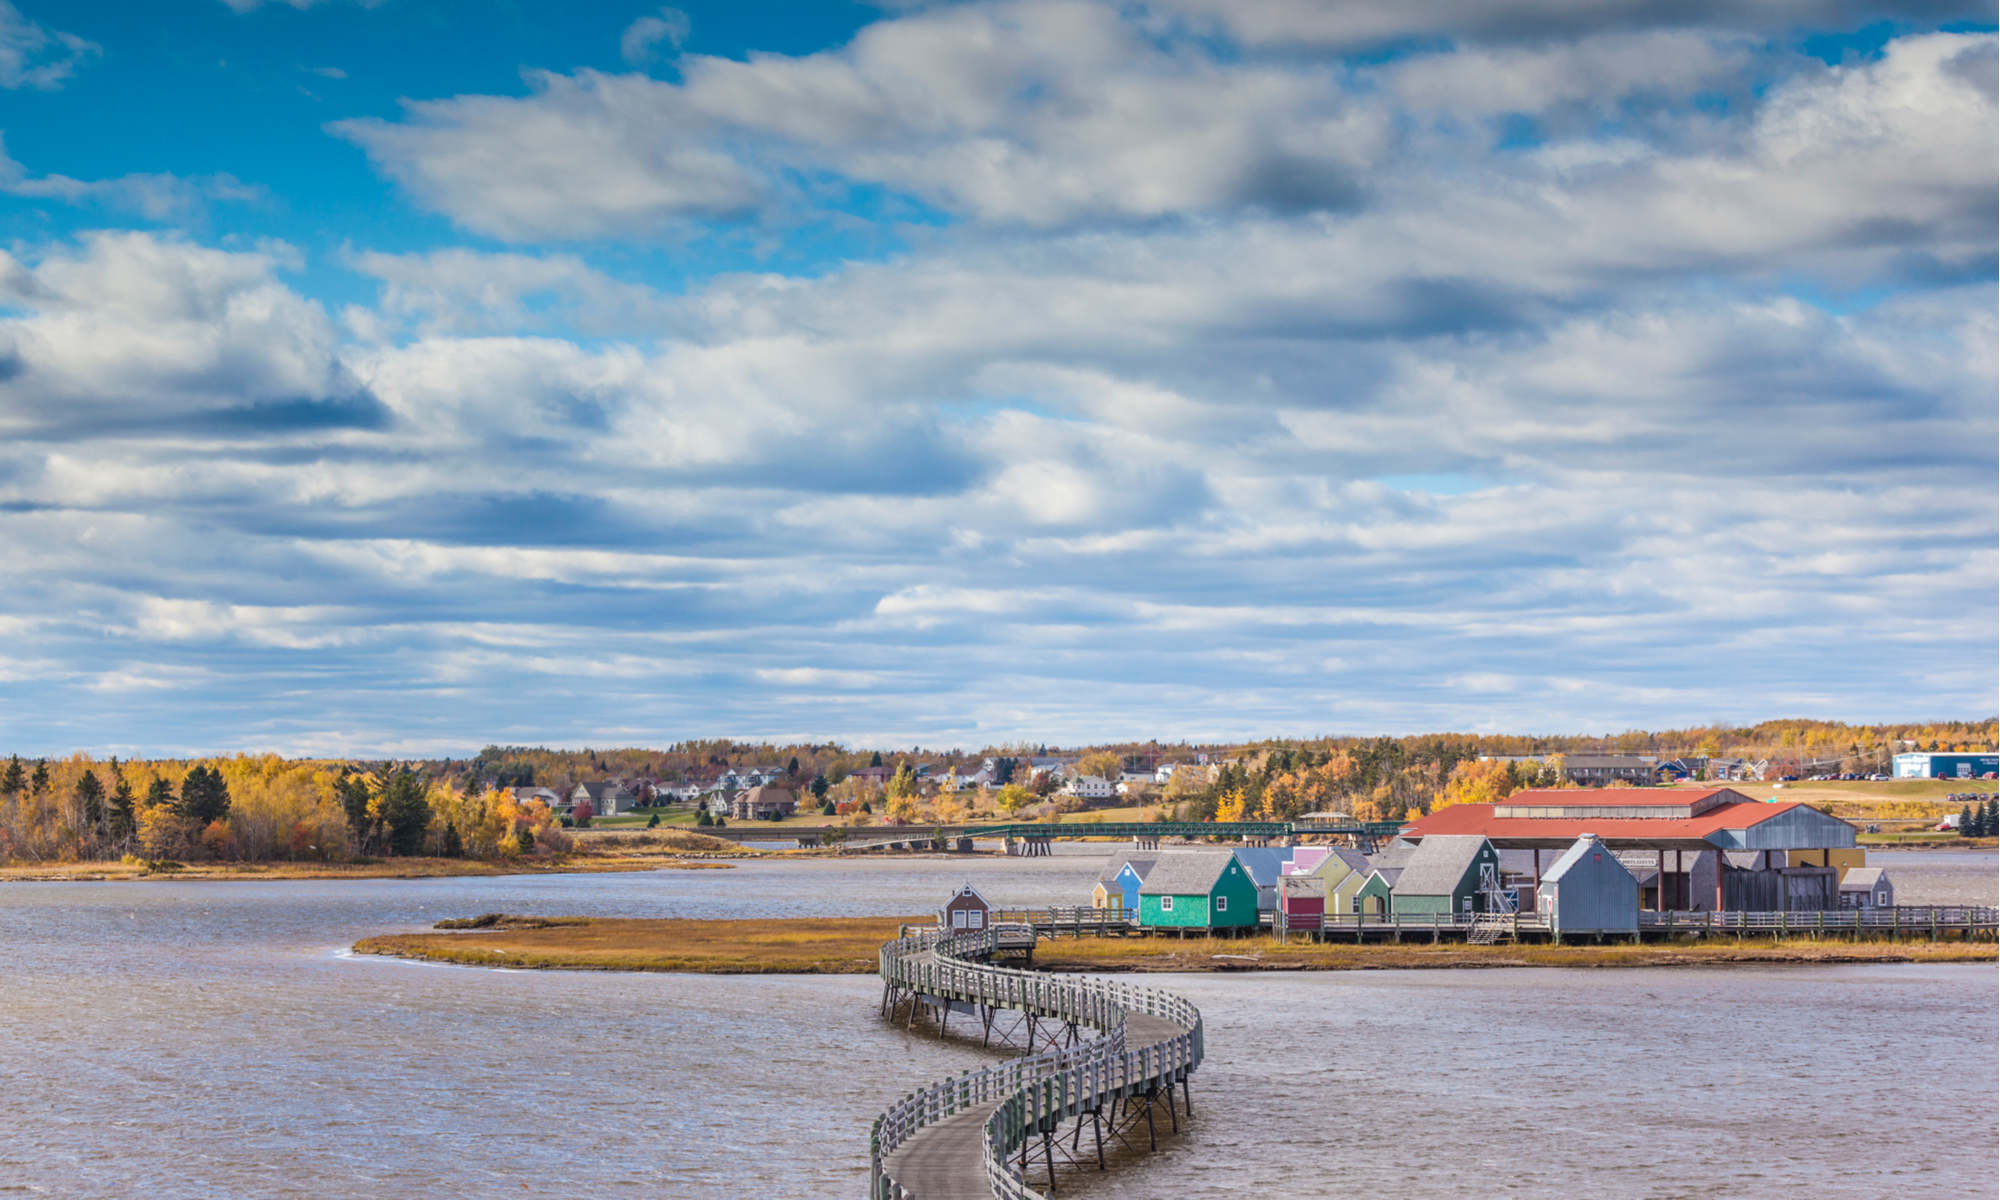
[1638,905,1998,935]
[870,924,1203,1200]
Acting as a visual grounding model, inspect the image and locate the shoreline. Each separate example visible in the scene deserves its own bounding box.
[0,853,745,884]
[352,915,1998,974]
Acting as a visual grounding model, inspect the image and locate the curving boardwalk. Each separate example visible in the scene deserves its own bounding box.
[869,927,1202,1199]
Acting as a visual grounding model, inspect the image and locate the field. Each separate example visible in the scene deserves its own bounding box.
[354,916,1996,974]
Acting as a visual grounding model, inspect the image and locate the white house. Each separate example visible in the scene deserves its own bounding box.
[1065,775,1115,801]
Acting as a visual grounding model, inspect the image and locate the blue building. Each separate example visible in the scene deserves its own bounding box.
[1892,752,1998,780]
[1092,853,1157,911]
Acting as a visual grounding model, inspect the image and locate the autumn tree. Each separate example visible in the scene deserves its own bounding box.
[1214,786,1248,822]
[1434,758,1521,813]
[995,783,1032,816]
[1075,751,1121,780]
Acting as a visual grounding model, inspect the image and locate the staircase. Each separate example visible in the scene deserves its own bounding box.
[1468,863,1520,944]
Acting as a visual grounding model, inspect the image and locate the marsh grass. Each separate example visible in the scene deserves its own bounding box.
[353,917,1997,975]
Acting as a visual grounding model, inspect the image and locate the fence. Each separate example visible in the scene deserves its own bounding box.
[870,924,1203,1199]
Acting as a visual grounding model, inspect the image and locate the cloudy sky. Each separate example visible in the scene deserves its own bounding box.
[1,0,1995,757]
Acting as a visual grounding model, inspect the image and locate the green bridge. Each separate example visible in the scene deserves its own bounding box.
[712,818,1406,852]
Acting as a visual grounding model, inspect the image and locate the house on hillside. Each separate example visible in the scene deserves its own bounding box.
[1536,833,1640,939]
[507,786,563,809]
[570,780,632,816]
[1138,850,1259,932]
[1065,775,1115,801]
[1092,854,1157,912]
[731,784,799,821]
[1388,835,1504,918]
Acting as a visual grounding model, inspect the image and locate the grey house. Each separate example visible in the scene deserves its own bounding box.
[1536,833,1639,938]
[1838,867,1893,910]
[1388,835,1503,918]
[570,780,632,815]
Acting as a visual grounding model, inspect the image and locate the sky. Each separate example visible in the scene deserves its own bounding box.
[0,0,1995,758]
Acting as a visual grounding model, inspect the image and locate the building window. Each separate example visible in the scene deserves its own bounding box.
[1215,896,1227,913]
[1161,896,1174,912]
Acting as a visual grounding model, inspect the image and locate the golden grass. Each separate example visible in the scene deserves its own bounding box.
[352,916,1997,975]
[1030,933,1997,972]
[354,916,926,973]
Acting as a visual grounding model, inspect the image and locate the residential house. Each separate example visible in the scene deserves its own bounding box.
[1563,756,1656,786]
[570,780,632,816]
[731,784,799,821]
[1065,775,1115,801]
[940,883,993,932]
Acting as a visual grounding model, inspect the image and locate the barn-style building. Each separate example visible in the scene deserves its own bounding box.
[1536,833,1640,939]
[1138,850,1259,931]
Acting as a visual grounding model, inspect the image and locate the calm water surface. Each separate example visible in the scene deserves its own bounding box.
[0,851,1992,1199]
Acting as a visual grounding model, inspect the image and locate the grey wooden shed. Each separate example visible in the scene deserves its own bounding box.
[1535,833,1639,938]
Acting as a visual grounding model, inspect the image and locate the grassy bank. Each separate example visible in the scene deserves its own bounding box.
[355,915,924,973]
[354,916,1996,974]
[0,830,754,883]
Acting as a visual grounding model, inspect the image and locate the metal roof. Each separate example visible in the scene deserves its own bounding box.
[1840,867,1886,891]
[1406,799,1846,850]
[1096,853,1158,884]
[1500,787,1733,808]
[1138,849,1238,896]
[1390,835,1492,897]
[1543,834,1635,884]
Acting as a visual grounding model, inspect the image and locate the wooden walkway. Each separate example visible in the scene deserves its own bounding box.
[870,928,1202,1200]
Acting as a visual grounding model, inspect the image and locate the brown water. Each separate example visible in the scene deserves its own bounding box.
[0,851,1992,1199]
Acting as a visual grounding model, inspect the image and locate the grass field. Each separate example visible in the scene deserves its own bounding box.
[354,916,1996,974]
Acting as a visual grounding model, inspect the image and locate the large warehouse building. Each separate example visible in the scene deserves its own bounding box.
[1401,787,1859,912]
[1892,752,1998,779]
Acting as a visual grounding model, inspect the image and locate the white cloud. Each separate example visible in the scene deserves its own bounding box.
[0,135,264,221]
[0,0,98,89]
[621,7,690,66]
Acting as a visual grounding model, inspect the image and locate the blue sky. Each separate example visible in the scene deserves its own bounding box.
[1,0,1995,757]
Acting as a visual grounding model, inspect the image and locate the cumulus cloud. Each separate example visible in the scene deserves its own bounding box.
[0,135,264,221]
[1,8,1993,751]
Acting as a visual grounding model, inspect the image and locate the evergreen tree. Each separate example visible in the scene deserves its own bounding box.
[787,756,800,777]
[376,770,432,856]
[869,750,883,767]
[0,754,22,796]
[439,822,464,858]
[645,812,661,829]
[1982,799,1996,838]
[176,766,231,826]
[29,758,49,795]
[514,826,535,854]
[145,776,175,811]
[1958,804,1974,837]
[335,773,372,846]
[810,774,829,800]
[106,763,136,846]
[76,770,105,832]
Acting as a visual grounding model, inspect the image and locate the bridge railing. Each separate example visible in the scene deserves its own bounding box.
[870,925,1202,1200]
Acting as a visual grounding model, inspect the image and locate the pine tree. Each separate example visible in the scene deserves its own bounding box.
[29,759,49,795]
[0,755,22,796]
[176,766,230,826]
[145,776,175,811]
[376,771,431,856]
[439,822,464,858]
[869,750,883,767]
[336,772,372,843]
[1960,804,1976,837]
[106,763,136,846]
[76,770,105,832]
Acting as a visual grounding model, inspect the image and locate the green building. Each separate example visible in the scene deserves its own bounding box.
[1353,869,1395,916]
[1138,849,1259,930]
[1388,834,1502,917]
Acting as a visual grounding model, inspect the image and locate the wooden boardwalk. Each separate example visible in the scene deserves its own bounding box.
[870,928,1202,1200]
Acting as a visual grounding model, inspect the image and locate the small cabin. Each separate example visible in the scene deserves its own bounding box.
[1278,872,1325,932]
[939,883,993,933]
[1138,850,1259,930]
[1838,867,1892,910]
[1535,833,1639,938]
[1390,835,1503,918]
[1353,869,1396,916]
[1092,854,1157,912]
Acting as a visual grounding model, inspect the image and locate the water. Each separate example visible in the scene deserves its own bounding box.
[0,852,1992,1199]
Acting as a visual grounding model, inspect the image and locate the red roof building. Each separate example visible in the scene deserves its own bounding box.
[1403,787,1858,913]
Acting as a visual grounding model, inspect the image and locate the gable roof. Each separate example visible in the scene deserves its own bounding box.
[1391,835,1492,896]
[740,783,796,805]
[1139,849,1238,896]
[943,882,991,909]
[1230,847,1288,885]
[1368,838,1420,870]
[1543,834,1636,884]
[1840,867,1886,892]
[1096,853,1158,884]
